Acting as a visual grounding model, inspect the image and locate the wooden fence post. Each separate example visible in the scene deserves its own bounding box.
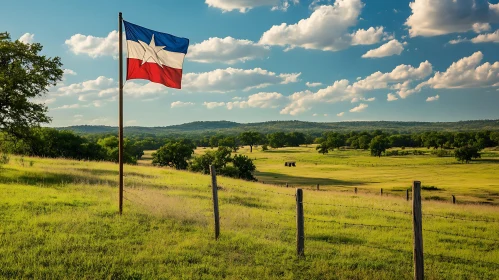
[406,189,410,201]
[286,183,289,188]
[316,184,319,191]
[210,165,220,240]
[380,188,383,196]
[354,187,357,194]
[296,188,305,257]
[412,181,424,280]
[452,195,456,204]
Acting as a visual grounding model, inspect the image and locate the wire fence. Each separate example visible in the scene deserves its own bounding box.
[121,170,499,277]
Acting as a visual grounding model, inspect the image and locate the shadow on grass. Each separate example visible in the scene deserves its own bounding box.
[255,171,365,186]
[265,150,303,154]
[473,158,499,164]
[307,233,364,245]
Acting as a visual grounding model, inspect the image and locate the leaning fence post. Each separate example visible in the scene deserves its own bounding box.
[452,195,456,204]
[296,188,305,257]
[406,189,410,201]
[210,165,220,240]
[412,181,424,280]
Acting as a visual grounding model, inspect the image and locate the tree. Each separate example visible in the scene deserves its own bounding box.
[152,140,195,169]
[454,145,481,163]
[369,136,389,157]
[358,135,371,150]
[239,131,262,153]
[218,136,239,152]
[0,32,63,139]
[316,142,329,155]
[285,132,306,147]
[267,132,286,149]
[491,132,499,147]
[232,154,256,181]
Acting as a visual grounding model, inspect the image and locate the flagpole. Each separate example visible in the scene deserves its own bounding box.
[118,12,124,215]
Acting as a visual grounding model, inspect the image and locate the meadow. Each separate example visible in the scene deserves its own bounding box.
[1,147,499,279]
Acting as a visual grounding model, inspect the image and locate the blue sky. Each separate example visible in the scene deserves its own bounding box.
[2,0,499,126]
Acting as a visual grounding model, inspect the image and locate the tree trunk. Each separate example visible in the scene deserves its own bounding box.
[250,145,253,153]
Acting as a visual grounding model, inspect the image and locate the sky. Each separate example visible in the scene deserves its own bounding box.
[2,0,499,127]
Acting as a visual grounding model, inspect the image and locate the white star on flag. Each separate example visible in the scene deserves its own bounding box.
[138,34,166,68]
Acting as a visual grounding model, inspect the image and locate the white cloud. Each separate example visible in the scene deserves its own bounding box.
[123,81,167,98]
[65,31,118,58]
[280,79,352,115]
[171,101,195,108]
[313,113,318,116]
[53,104,80,110]
[362,39,404,58]
[183,67,300,93]
[126,120,138,126]
[306,82,323,87]
[259,2,388,52]
[426,95,440,102]
[471,29,499,43]
[349,103,368,112]
[473,22,492,33]
[203,102,226,109]
[337,112,345,117]
[226,92,284,109]
[19,33,35,44]
[448,38,469,44]
[323,114,328,117]
[74,114,83,118]
[406,0,499,37]
[63,69,77,76]
[351,97,375,102]
[422,51,499,89]
[205,0,298,12]
[89,118,113,125]
[387,93,398,101]
[187,37,270,64]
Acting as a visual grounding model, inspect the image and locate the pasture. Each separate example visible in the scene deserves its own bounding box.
[190,145,499,205]
[1,152,499,279]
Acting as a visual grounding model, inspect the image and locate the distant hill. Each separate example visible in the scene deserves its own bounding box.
[56,120,499,136]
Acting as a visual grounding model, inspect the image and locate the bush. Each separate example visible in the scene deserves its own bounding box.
[431,149,453,157]
[232,154,256,181]
[455,145,481,163]
[261,144,268,151]
[0,153,9,165]
[413,150,425,155]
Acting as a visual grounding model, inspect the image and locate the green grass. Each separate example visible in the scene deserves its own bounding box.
[1,154,499,279]
[194,146,499,205]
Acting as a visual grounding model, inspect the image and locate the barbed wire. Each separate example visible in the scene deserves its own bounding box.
[303,201,411,215]
[421,213,499,223]
[304,215,412,231]
[223,183,296,197]
[422,228,499,243]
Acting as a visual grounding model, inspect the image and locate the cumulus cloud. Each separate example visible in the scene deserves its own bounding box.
[205,0,297,12]
[188,37,270,64]
[351,97,375,102]
[259,1,388,52]
[18,33,35,44]
[362,39,404,58]
[337,112,345,117]
[171,101,195,108]
[226,92,284,109]
[405,0,499,37]
[53,104,80,110]
[63,69,77,76]
[183,67,300,93]
[387,93,398,101]
[422,51,499,89]
[426,95,440,102]
[349,103,368,112]
[203,102,226,109]
[471,29,499,43]
[306,82,323,87]
[323,114,328,117]
[65,31,119,58]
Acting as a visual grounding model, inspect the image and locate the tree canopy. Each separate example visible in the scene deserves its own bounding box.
[0,32,63,139]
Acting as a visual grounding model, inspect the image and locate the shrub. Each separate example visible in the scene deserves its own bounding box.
[261,144,268,151]
[455,145,481,163]
[431,149,453,157]
[0,153,9,165]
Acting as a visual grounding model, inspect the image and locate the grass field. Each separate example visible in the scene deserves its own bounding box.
[188,145,499,205]
[1,152,499,279]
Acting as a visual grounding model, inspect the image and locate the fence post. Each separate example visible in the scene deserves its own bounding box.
[316,184,319,191]
[412,181,424,280]
[296,188,305,257]
[286,183,289,188]
[210,165,220,240]
[380,188,383,196]
[354,187,357,194]
[452,195,456,204]
[406,189,410,201]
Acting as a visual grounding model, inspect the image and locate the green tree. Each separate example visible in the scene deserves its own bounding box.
[369,136,389,157]
[239,131,262,153]
[267,132,286,149]
[491,132,499,147]
[358,135,371,150]
[152,140,196,169]
[454,145,481,163]
[232,154,256,181]
[0,32,63,139]
[316,142,329,155]
[218,136,239,152]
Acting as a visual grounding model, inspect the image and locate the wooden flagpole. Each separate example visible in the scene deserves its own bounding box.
[118,12,124,215]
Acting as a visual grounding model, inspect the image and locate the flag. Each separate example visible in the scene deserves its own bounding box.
[123,21,189,89]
